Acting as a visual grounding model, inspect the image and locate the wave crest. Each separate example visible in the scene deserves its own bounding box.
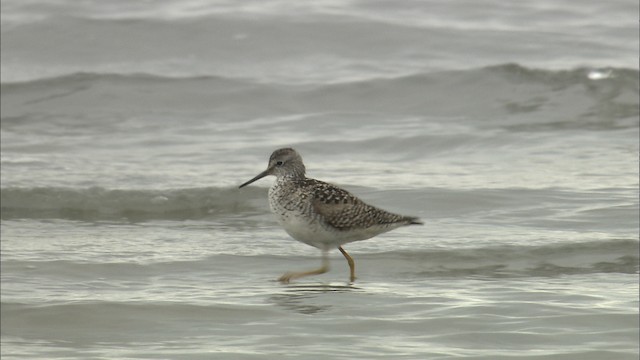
[0,186,268,221]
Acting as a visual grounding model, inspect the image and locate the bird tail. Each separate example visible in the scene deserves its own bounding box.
[405,216,424,225]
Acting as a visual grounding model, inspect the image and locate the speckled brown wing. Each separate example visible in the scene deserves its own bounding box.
[302,179,415,230]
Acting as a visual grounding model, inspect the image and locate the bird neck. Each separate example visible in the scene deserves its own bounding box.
[279,162,306,181]
[277,168,306,182]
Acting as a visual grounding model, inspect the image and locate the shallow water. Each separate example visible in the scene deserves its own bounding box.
[1,0,639,359]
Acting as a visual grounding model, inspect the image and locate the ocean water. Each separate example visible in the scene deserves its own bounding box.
[1,0,639,359]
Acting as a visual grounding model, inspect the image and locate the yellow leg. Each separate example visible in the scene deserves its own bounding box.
[278,250,329,284]
[338,246,356,282]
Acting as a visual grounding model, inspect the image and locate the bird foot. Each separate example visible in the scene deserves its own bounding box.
[278,272,295,284]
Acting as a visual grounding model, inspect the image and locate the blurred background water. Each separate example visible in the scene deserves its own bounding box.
[1,0,639,359]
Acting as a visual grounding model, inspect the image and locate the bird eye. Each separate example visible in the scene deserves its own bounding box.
[276,161,283,166]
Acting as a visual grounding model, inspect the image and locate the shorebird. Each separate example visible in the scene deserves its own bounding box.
[239,148,422,283]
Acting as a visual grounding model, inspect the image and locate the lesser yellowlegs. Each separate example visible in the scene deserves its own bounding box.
[239,148,422,283]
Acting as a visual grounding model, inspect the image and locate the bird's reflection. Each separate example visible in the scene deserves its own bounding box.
[268,283,360,315]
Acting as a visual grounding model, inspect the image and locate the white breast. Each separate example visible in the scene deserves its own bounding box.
[268,182,337,249]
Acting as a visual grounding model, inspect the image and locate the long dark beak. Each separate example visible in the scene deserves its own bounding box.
[239,169,270,188]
